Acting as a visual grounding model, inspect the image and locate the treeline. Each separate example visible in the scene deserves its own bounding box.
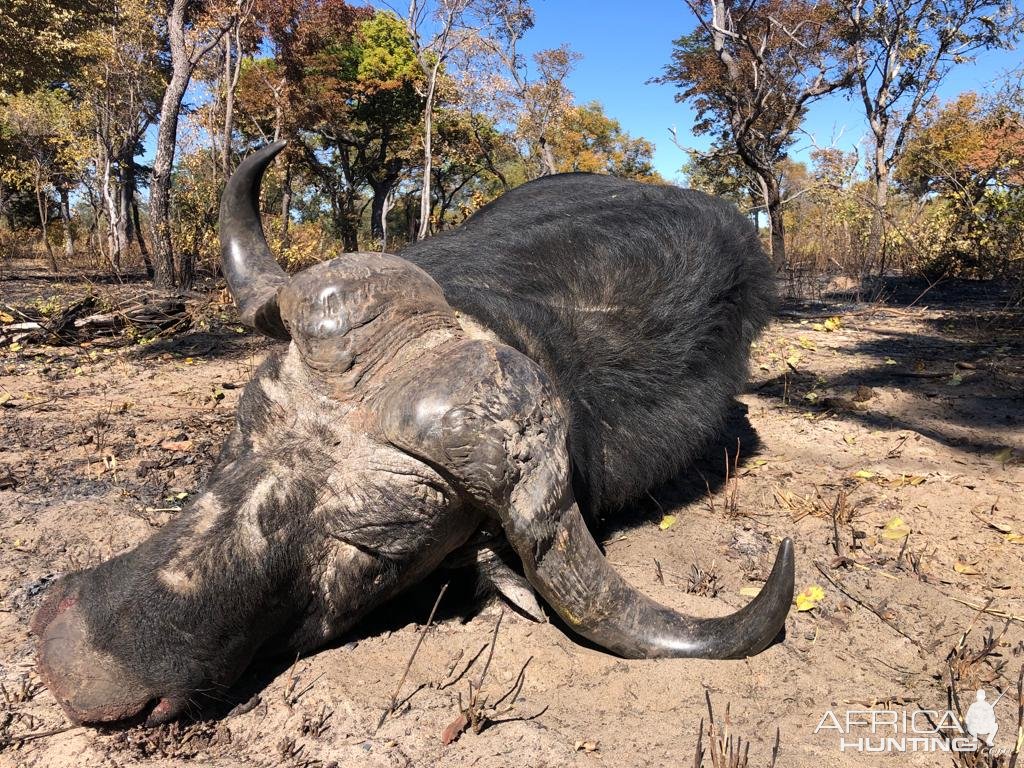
[0,0,657,287]
[657,0,1024,283]
[1,0,1023,291]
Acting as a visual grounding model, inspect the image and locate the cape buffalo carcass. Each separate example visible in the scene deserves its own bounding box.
[32,142,794,726]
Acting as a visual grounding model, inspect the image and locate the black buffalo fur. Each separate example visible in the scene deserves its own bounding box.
[399,172,775,518]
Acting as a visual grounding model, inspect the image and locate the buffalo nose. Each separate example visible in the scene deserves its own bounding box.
[33,591,161,725]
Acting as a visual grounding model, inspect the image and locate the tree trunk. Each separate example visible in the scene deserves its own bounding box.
[869,142,889,276]
[150,0,227,288]
[35,167,57,271]
[417,65,440,241]
[117,173,132,262]
[177,246,195,289]
[762,174,787,271]
[59,186,75,259]
[371,189,387,241]
[150,62,191,287]
[538,136,557,176]
[339,197,358,251]
[280,160,292,247]
[131,195,153,278]
[221,25,241,179]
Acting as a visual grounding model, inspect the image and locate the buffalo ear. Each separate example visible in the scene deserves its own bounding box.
[219,141,291,340]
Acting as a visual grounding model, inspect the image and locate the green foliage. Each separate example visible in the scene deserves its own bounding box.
[349,12,422,85]
[553,101,659,180]
[894,86,1024,278]
[0,0,109,91]
[682,145,759,209]
[1,88,91,196]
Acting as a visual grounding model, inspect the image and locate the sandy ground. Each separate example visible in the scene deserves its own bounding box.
[1,272,1022,767]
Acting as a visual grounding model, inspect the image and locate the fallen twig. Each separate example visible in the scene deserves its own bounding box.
[377,582,449,730]
[947,596,1024,626]
[813,560,921,647]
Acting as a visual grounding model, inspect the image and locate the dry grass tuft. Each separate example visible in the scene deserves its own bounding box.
[693,692,780,768]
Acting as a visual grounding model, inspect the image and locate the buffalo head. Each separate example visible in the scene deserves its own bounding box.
[33,142,794,726]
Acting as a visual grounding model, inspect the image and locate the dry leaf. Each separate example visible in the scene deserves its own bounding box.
[160,439,193,452]
[954,561,981,575]
[441,713,469,745]
[853,469,876,479]
[995,447,1020,467]
[658,514,677,531]
[976,516,1012,534]
[881,517,911,540]
[739,586,762,597]
[1005,533,1024,544]
[795,585,825,611]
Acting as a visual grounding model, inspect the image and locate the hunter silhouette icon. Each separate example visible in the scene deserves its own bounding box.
[965,689,1003,747]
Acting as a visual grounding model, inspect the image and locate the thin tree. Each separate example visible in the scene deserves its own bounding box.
[656,0,852,269]
[150,0,234,288]
[841,0,1022,273]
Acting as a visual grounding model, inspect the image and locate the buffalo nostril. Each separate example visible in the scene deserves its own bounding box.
[145,695,187,726]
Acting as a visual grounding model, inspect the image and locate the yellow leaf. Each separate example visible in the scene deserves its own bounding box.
[843,435,856,446]
[786,352,801,366]
[995,447,1019,467]
[823,317,841,332]
[795,585,825,611]
[954,561,981,575]
[881,517,911,539]
[0,311,14,323]
[1005,533,1024,544]
[798,337,816,349]
[0,392,10,406]
[854,469,876,479]
[658,514,676,531]
[739,586,762,597]
[9,342,22,352]
[884,357,897,365]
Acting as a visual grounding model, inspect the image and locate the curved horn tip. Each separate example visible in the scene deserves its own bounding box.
[219,140,291,339]
[253,139,288,162]
[738,535,795,658]
[775,537,795,581]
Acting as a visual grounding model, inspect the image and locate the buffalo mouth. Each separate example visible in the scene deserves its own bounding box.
[32,582,186,727]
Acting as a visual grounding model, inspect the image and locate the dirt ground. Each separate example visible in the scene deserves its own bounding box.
[1,270,1022,768]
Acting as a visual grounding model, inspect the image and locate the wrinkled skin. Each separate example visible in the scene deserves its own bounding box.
[33,142,794,727]
[34,256,570,724]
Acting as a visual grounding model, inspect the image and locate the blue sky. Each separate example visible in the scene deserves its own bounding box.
[160,0,1021,181]
[512,0,1023,182]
